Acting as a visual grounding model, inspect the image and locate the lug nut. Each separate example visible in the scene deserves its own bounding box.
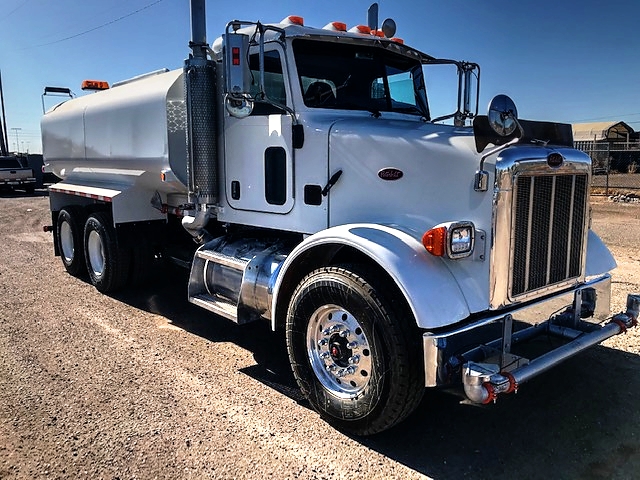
[322,324,341,336]
[318,339,328,347]
[326,364,337,372]
[337,368,347,378]
[346,366,356,375]
[320,352,330,360]
[346,341,358,349]
[348,355,360,365]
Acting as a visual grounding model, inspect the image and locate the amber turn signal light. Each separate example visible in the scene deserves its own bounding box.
[422,227,447,257]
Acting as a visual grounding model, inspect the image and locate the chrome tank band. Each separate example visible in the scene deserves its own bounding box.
[423,274,611,387]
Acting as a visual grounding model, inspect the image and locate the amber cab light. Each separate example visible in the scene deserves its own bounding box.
[422,227,447,257]
[81,80,109,91]
[323,21,347,32]
[349,25,371,35]
[281,15,304,26]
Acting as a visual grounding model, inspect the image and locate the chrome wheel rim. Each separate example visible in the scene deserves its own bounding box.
[306,304,373,399]
[60,221,74,263]
[87,230,105,278]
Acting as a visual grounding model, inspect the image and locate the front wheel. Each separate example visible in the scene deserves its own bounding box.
[84,212,130,293]
[286,265,424,435]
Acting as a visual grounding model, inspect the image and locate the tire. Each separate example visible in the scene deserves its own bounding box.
[83,212,131,293]
[57,207,86,276]
[25,185,35,195]
[286,265,424,435]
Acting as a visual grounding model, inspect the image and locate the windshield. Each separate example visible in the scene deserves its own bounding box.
[293,39,429,118]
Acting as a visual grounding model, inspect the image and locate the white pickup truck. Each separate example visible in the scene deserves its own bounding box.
[0,156,36,194]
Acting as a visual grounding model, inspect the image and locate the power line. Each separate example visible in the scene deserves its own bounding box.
[1,0,31,22]
[30,0,165,48]
[571,112,640,123]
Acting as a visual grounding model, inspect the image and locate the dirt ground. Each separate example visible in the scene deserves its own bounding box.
[0,192,638,480]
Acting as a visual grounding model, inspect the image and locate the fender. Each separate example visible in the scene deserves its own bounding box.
[585,229,617,277]
[271,223,472,330]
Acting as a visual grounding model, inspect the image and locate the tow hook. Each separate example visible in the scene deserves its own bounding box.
[463,363,518,404]
[611,294,639,332]
[463,294,639,404]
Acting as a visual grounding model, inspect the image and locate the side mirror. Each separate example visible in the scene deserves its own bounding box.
[487,94,518,136]
[223,31,254,118]
[224,32,251,95]
[225,95,253,118]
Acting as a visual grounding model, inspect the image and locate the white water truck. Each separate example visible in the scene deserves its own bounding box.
[41,1,638,435]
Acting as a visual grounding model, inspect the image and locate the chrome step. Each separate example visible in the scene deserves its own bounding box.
[195,249,248,271]
[189,293,238,322]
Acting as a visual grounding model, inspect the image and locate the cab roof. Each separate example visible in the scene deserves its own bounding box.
[211,20,433,63]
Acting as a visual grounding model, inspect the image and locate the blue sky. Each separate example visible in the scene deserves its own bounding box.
[1,0,639,154]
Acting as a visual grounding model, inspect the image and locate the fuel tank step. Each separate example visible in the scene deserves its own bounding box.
[189,293,238,321]
[195,248,249,271]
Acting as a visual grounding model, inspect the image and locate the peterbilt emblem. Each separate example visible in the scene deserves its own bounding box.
[378,168,404,180]
[547,152,564,168]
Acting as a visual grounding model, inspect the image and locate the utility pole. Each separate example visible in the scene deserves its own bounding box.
[0,69,8,156]
[11,127,21,153]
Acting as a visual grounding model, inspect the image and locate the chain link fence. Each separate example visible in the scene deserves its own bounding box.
[574,140,640,195]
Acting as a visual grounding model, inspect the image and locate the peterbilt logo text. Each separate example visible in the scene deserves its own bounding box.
[547,152,564,168]
[378,168,404,180]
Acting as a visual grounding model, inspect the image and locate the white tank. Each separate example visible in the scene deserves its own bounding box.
[41,69,189,195]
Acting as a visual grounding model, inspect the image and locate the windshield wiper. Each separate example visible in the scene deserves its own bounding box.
[338,101,381,118]
[393,105,428,121]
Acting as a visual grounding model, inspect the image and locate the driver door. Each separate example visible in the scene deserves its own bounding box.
[223,46,294,214]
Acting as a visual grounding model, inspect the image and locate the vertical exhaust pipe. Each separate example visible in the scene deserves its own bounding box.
[183,0,216,243]
[185,0,217,207]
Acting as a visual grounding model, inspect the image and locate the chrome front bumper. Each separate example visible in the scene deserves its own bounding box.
[423,275,625,388]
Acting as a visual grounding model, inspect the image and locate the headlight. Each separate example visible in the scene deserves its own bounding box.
[422,221,475,259]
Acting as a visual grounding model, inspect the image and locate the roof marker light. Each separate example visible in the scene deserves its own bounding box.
[371,29,385,37]
[81,80,109,91]
[323,21,347,32]
[281,15,304,26]
[391,37,404,44]
[348,25,371,35]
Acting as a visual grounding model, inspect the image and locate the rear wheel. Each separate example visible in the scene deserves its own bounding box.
[286,265,424,435]
[84,212,130,292]
[57,207,86,276]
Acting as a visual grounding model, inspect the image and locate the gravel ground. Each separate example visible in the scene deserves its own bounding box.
[0,192,638,480]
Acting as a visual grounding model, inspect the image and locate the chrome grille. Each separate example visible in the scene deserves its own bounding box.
[510,173,588,297]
